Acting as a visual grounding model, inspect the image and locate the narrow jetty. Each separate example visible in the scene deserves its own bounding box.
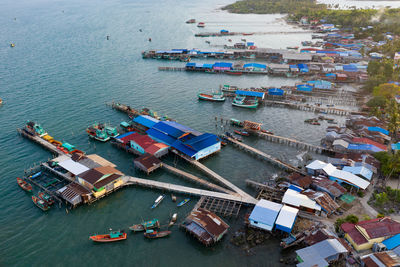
[263,100,365,116]
[158,67,186,71]
[162,163,235,195]
[17,129,63,155]
[124,176,257,204]
[222,135,307,175]
[195,30,313,37]
[256,132,334,155]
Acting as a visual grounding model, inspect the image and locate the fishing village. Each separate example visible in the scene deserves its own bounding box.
[5,0,400,266]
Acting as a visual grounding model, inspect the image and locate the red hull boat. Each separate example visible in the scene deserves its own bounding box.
[17,177,32,192]
[90,231,127,243]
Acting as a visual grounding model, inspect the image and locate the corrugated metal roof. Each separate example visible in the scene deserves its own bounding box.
[382,233,400,250]
[235,90,265,98]
[282,189,320,210]
[368,126,389,136]
[296,239,348,266]
[146,128,176,146]
[306,160,328,170]
[58,159,89,176]
[171,140,197,157]
[249,199,282,231]
[342,166,373,180]
[330,169,370,190]
[183,133,220,152]
[275,205,298,232]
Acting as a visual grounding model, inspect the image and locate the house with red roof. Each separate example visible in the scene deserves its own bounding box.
[341,217,400,251]
[115,132,169,158]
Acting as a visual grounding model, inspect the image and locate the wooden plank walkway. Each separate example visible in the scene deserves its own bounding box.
[256,132,334,155]
[123,176,257,204]
[222,135,307,175]
[18,129,63,155]
[162,163,235,195]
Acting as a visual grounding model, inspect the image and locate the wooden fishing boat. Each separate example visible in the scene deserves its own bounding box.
[0,98,3,105]
[198,93,225,102]
[89,230,127,242]
[186,19,196,24]
[144,229,171,239]
[177,198,190,207]
[168,213,178,227]
[230,118,243,127]
[17,177,32,192]
[151,195,165,209]
[25,121,47,137]
[232,96,258,109]
[234,130,249,136]
[129,219,160,232]
[261,129,274,135]
[226,71,243,76]
[38,192,54,205]
[197,22,205,27]
[287,46,299,50]
[242,33,253,36]
[171,194,177,202]
[32,195,50,211]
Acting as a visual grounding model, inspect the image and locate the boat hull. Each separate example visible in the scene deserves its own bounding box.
[198,94,225,102]
[90,233,127,242]
[232,102,258,109]
[144,231,171,239]
[17,178,32,192]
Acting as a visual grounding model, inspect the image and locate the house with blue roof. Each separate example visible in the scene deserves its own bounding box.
[342,166,373,181]
[368,126,389,136]
[235,90,265,100]
[132,115,160,129]
[248,199,283,231]
[382,233,400,250]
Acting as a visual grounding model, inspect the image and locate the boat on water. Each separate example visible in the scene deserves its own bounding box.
[144,229,171,239]
[151,195,165,209]
[242,33,253,36]
[168,213,178,227]
[17,177,32,192]
[186,19,196,24]
[120,121,134,131]
[32,195,50,211]
[177,198,190,207]
[129,219,160,232]
[25,121,47,137]
[261,129,274,135]
[38,192,54,205]
[234,130,249,136]
[171,194,177,202]
[198,92,225,102]
[287,46,299,50]
[0,98,2,105]
[10,43,15,47]
[89,230,127,242]
[230,118,243,127]
[226,71,243,76]
[197,22,205,27]
[86,123,119,142]
[232,95,258,109]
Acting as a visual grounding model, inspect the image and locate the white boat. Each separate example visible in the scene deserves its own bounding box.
[151,195,165,209]
[168,213,178,227]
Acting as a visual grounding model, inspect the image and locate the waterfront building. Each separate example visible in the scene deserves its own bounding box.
[275,205,298,233]
[133,153,162,174]
[361,251,400,266]
[282,188,321,214]
[248,199,283,231]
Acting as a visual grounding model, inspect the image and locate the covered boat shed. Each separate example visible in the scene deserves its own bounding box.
[275,205,299,233]
[248,199,283,231]
[235,90,265,100]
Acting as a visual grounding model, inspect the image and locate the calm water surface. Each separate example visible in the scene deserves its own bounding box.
[1,0,350,266]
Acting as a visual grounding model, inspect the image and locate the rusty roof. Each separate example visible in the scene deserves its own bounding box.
[93,174,122,189]
[185,208,229,238]
[304,229,333,246]
[79,169,105,185]
[357,218,400,239]
[289,173,312,188]
[133,153,161,169]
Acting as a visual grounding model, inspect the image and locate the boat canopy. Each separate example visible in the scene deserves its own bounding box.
[235,90,265,99]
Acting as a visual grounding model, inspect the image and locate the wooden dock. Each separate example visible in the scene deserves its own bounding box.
[124,176,257,205]
[222,135,307,175]
[158,67,186,71]
[162,163,235,195]
[256,132,334,155]
[18,129,63,155]
[195,30,313,37]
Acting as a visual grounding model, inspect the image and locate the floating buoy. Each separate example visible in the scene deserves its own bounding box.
[10,43,15,47]
[106,35,110,40]
[148,38,152,42]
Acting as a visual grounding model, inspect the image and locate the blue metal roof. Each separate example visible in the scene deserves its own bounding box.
[347,144,384,153]
[115,131,136,139]
[249,203,282,230]
[296,84,313,92]
[213,62,232,68]
[203,64,213,69]
[172,140,197,157]
[368,126,389,135]
[342,166,373,180]
[383,233,400,250]
[133,115,160,129]
[392,143,400,150]
[243,63,266,69]
[163,121,202,136]
[186,62,196,67]
[184,133,220,151]
[289,184,303,192]
[268,88,284,96]
[146,128,176,146]
[235,90,265,98]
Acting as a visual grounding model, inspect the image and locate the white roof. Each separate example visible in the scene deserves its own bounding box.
[322,163,337,176]
[306,160,327,170]
[331,169,370,190]
[296,238,348,266]
[282,189,321,210]
[256,199,283,212]
[275,205,299,229]
[51,154,70,162]
[333,139,349,148]
[58,159,89,176]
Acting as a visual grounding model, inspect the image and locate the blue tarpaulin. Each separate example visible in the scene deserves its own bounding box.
[296,84,313,92]
[247,42,255,46]
[297,64,308,73]
[268,88,284,96]
[368,126,389,135]
[235,90,265,98]
[243,63,266,69]
[347,144,384,153]
[383,233,400,250]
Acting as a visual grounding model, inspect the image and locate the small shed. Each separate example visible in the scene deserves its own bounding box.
[133,153,162,174]
[248,199,283,231]
[58,159,89,176]
[275,205,299,233]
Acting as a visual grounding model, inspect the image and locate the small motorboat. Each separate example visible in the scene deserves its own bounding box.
[38,192,54,205]
[151,195,165,209]
[198,92,225,102]
[287,46,299,50]
[234,130,249,136]
[17,177,32,192]
[89,230,127,242]
[171,194,177,202]
[261,129,274,135]
[226,71,243,76]
[197,22,205,28]
[0,98,3,105]
[129,219,160,232]
[10,43,15,48]
[186,19,196,24]
[144,229,171,239]
[32,195,50,211]
[168,213,178,227]
[177,198,190,207]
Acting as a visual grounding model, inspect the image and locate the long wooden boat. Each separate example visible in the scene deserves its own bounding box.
[226,71,243,76]
[186,19,196,24]
[89,231,127,242]
[17,178,32,192]
[234,130,249,136]
[144,229,171,239]
[197,22,205,27]
[232,96,258,109]
[129,219,160,232]
[168,213,178,227]
[38,192,54,205]
[32,195,50,211]
[198,93,225,102]
[177,198,190,207]
[151,195,165,209]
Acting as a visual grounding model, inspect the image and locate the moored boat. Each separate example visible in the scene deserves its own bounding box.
[144,229,171,239]
[151,195,165,209]
[230,118,243,127]
[232,95,258,109]
[261,129,274,135]
[186,19,196,24]
[32,195,50,211]
[25,121,47,137]
[129,219,160,232]
[242,33,253,36]
[198,92,225,102]
[168,213,178,227]
[38,192,54,205]
[226,71,242,76]
[86,123,113,142]
[177,198,190,207]
[171,194,177,202]
[287,46,299,50]
[17,177,32,192]
[234,130,249,136]
[197,22,205,27]
[89,230,127,242]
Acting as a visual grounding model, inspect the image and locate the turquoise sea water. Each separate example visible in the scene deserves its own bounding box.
[0,0,349,266]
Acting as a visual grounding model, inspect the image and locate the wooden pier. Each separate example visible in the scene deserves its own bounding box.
[256,132,334,155]
[124,176,257,204]
[245,179,285,202]
[195,30,313,37]
[162,163,235,195]
[18,129,63,155]
[222,135,307,175]
[262,100,364,116]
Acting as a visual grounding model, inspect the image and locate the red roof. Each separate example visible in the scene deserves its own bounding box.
[358,218,400,239]
[341,222,368,245]
[352,137,387,151]
[122,132,168,155]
